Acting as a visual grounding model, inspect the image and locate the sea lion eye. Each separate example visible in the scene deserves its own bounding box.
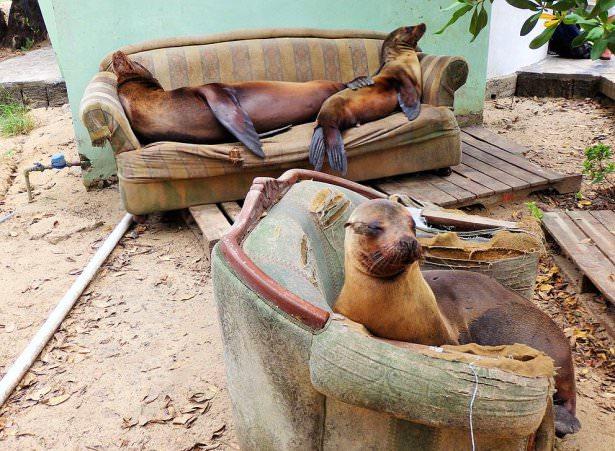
[367,223,383,234]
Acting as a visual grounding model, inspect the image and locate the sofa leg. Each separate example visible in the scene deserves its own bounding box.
[433,167,452,177]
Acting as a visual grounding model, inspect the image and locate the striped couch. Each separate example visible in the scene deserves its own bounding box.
[80,29,468,215]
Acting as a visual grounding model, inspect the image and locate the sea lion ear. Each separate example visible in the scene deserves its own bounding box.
[344,222,353,228]
[411,23,426,43]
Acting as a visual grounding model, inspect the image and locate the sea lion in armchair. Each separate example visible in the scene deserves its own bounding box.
[334,199,581,437]
[112,51,364,158]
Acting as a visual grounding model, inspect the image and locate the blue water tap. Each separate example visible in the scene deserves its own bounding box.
[51,153,67,169]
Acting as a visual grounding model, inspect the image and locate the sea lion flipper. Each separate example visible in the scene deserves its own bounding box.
[345,75,375,90]
[554,405,581,437]
[309,127,326,171]
[397,83,421,121]
[324,126,347,175]
[199,84,265,158]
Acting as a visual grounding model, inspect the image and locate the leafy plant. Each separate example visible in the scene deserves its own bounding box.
[526,201,544,220]
[437,0,615,59]
[582,143,614,184]
[0,91,34,137]
[20,37,35,51]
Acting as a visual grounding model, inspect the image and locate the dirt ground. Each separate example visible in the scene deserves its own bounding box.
[0,100,613,449]
[483,96,614,210]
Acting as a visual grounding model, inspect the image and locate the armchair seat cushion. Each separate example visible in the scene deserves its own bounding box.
[118,106,460,214]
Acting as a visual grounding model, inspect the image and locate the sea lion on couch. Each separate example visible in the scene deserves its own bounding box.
[334,199,581,437]
[112,51,360,158]
[309,24,425,174]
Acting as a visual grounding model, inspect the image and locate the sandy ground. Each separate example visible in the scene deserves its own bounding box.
[483,97,614,210]
[0,101,613,449]
[0,107,236,449]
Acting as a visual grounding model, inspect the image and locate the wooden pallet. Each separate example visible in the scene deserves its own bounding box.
[189,126,582,253]
[543,210,615,306]
[372,127,581,208]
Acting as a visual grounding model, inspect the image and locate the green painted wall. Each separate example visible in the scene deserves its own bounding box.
[39,0,490,185]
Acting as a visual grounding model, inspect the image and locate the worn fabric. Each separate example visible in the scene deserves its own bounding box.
[79,71,140,154]
[117,105,458,181]
[82,29,467,157]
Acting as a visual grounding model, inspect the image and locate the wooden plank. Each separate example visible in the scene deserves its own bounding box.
[453,163,512,193]
[463,143,547,187]
[462,126,529,155]
[219,202,243,223]
[189,204,232,255]
[444,170,494,198]
[543,212,615,304]
[590,210,615,232]
[567,211,615,266]
[427,175,476,202]
[461,153,527,190]
[463,133,563,183]
[374,175,458,207]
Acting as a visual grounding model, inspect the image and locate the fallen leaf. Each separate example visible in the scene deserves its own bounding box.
[211,424,226,440]
[121,417,138,429]
[46,393,71,406]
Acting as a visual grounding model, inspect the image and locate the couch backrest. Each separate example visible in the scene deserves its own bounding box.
[101,29,391,90]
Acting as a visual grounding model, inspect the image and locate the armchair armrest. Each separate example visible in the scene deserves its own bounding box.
[79,71,140,155]
[310,319,551,435]
[419,54,469,108]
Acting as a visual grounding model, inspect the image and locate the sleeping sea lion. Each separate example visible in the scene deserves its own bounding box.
[309,24,425,174]
[112,51,363,158]
[334,199,581,437]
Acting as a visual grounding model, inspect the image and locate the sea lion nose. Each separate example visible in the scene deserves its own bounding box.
[399,237,420,263]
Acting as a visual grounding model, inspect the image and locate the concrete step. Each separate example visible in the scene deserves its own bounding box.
[0,46,68,107]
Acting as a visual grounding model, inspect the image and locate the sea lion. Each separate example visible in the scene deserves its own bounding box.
[309,24,425,174]
[335,199,581,437]
[112,51,361,158]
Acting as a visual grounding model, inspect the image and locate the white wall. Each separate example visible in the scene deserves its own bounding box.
[487,1,548,78]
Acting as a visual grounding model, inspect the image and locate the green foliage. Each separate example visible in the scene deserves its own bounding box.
[525,201,544,220]
[437,0,615,59]
[0,91,34,137]
[575,191,583,200]
[20,38,35,52]
[582,143,615,184]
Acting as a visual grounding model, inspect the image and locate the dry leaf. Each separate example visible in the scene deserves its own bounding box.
[172,414,192,425]
[122,417,138,429]
[46,393,71,406]
[211,424,226,440]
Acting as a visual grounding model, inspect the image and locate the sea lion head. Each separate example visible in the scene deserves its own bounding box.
[381,23,426,61]
[344,199,422,278]
[112,51,156,85]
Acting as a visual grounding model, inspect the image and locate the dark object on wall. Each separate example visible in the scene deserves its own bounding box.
[0,10,8,43]
[548,24,591,59]
[2,0,48,49]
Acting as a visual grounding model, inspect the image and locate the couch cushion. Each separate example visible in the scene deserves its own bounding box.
[117,105,459,182]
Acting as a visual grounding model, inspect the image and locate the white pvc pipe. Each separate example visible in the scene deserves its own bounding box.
[0,213,134,406]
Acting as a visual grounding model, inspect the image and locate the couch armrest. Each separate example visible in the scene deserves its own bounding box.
[79,71,140,155]
[420,55,469,108]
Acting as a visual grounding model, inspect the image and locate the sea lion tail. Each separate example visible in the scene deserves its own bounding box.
[309,126,326,171]
[554,404,581,437]
[324,126,347,175]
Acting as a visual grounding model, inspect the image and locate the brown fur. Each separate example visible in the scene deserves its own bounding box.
[309,24,425,173]
[112,51,345,153]
[335,199,580,436]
